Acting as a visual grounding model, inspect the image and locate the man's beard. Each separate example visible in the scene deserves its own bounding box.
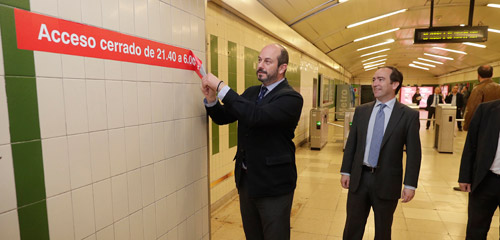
[257,69,278,84]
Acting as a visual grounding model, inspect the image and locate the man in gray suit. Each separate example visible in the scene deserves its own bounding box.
[340,66,422,240]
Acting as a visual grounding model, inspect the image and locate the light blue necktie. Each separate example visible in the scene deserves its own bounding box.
[256,86,268,104]
[367,103,387,167]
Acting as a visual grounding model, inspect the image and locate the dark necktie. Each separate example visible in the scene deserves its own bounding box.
[367,103,387,167]
[256,86,268,104]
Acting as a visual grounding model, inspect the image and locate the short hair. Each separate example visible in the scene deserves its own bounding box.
[380,66,403,94]
[276,44,289,67]
[477,65,493,78]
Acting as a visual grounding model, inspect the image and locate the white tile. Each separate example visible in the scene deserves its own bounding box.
[96,225,114,240]
[58,0,81,22]
[164,121,175,158]
[72,185,96,240]
[155,197,168,237]
[47,192,75,240]
[165,157,177,196]
[189,15,198,51]
[84,58,105,79]
[42,137,71,197]
[30,0,58,16]
[143,204,157,240]
[186,215,195,240]
[148,0,161,42]
[166,192,177,231]
[177,220,187,240]
[0,77,8,145]
[106,81,125,128]
[86,80,108,132]
[134,0,149,38]
[137,64,150,82]
[122,81,139,126]
[173,84,184,119]
[171,7,182,46]
[183,118,194,152]
[167,227,177,240]
[37,77,66,138]
[154,161,167,200]
[101,0,120,31]
[62,55,85,79]
[161,68,172,83]
[152,123,165,162]
[89,131,111,182]
[104,60,122,80]
[124,126,141,170]
[129,210,144,240]
[159,3,172,44]
[150,66,162,82]
[64,79,89,135]
[93,179,113,231]
[34,52,62,78]
[202,206,209,236]
[151,83,164,123]
[137,82,152,124]
[83,234,96,240]
[0,145,16,213]
[173,120,186,155]
[194,209,203,239]
[0,210,20,240]
[68,134,92,189]
[114,217,130,240]
[176,186,188,221]
[139,124,154,166]
[82,0,102,27]
[119,0,135,35]
[109,128,127,176]
[121,62,137,81]
[111,174,129,221]
[127,169,143,213]
[141,165,155,206]
[164,83,174,121]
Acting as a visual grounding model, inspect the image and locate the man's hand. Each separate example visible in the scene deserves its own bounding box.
[459,183,471,192]
[341,175,350,189]
[201,85,216,103]
[401,188,415,203]
[202,73,225,91]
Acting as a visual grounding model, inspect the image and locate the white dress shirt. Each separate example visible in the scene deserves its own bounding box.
[490,133,500,175]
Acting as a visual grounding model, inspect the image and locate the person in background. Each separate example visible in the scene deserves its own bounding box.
[412,87,422,106]
[461,86,470,115]
[445,85,465,131]
[426,86,444,130]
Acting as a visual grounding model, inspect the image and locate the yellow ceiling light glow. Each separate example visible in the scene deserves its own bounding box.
[347,9,407,28]
[432,47,467,55]
[357,39,395,51]
[363,59,387,66]
[417,58,444,64]
[463,42,486,48]
[412,61,436,68]
[361,55,387,62]
[409,64,429,70]
[360,48,390,57]
[487,3,500,8]
[354,28,400,42]
[424,53,454,60]
[364,62,386,69]
[365,67,378,71]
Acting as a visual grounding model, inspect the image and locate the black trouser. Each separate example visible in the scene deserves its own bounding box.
[238,170,294,240]
[456,108,462,130]
[426,107,436,129]
[466,171,500,240]
[343,169,398,240]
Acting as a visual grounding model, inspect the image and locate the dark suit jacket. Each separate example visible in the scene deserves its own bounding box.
[206,79,303,198]
[445,92,464,110]
[426,94,444,110]
[458,99,500,192]
[340,101,422,200]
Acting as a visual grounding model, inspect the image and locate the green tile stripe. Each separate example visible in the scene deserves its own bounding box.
[210,35,219,155]
[244,47,260,88]
[0,4,50,240]
[287,62,301,92]
[227,41,237,148]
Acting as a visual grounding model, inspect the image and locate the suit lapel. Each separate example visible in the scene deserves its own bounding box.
[259,79,289,105]
[359,102,375,149]
[490,104,500,149]
[381,101,404,148]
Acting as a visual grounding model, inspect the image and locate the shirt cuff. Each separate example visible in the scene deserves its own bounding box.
[217,85,230,100]
[404,185,416,190]
[203,98,218,107]
[340,172,350,176]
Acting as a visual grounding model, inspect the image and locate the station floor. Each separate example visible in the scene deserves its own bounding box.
[210,113,500,239]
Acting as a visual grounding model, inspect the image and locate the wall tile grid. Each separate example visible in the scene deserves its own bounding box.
[1,0,209,240]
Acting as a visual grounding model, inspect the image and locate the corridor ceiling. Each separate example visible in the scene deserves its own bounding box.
[257,0,500,77]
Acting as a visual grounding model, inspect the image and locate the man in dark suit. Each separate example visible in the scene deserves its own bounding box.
[458,99,500,239]
[426,86,444,129]
[445,85,465,131]
[340,66,422,240]
[201,43,303,240]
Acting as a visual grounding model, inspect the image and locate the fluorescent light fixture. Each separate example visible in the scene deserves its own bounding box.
[339,0,349,2]
[424,53,454,60]
[487,3,500,8]
[409,64,429,70]
[347,9,407,28]
[354,28,400,42]
[364,62,386,69]
[489,28,500,33]
[413,61,436,68]
[460,24,465,26]
[360,48,390,57]
[463,42,486,48]
[363,59,387,66]
[365,67,378,71]
[361,55,387,62]
[432,47,467,55]
[418,58,443,64]
[357,39,394,51]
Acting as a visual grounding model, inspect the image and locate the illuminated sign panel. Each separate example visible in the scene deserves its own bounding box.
[414,26,488,43]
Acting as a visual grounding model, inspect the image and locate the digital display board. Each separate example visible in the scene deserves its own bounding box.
[414,26,488,44]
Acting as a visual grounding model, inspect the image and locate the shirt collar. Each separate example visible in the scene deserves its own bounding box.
[375,97,396,110]
[262,78,285,93]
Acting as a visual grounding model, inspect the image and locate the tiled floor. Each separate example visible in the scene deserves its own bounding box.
[211,114,500,239]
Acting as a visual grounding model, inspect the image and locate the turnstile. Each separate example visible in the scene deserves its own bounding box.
[434,104,456,153]
[343,108,355,150]
[310,108,329,150]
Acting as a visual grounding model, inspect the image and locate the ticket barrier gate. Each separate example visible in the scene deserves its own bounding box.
[343,108,355,150]
[310,108,329,150]
[434,105,456,153]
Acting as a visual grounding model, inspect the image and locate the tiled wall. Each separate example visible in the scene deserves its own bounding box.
[0,0,210,240]
[206,2,350,207]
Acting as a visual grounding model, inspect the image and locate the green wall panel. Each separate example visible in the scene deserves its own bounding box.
[0,0,30,10]
[18,201,50,240]
[210,35,219,154]
[12,141,46,207]
[228,41,238,148]
[244,47,260,88]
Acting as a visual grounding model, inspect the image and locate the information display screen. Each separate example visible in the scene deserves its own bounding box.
[414,26,488,43]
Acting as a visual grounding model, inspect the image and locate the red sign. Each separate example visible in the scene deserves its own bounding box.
[14,9,204,78]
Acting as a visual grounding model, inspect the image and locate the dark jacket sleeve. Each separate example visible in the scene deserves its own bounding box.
[426,95,433,110]
[404,109,422,188]
[458,103,483,183]
[205,101,238,125]
[340,107,360,174]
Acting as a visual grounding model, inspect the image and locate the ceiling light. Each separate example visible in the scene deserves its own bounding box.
[354,28,400,42]
[418,58,443,64]
[489,28,500,33]
[409,64,429,70]
[357,39,395,51]
[339,0,349,2]
[347,9,407,28]
[460,24,465,26]
[363,59,387,66]
[361,55,387,62]
[365,67,378,71]
[487,3,500,8]
[364,62,386,69]
[463,42,486,48]
[424,53,454,60]
[360,48,390,57]
[412,61,436,68]
[432,47,467,55]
